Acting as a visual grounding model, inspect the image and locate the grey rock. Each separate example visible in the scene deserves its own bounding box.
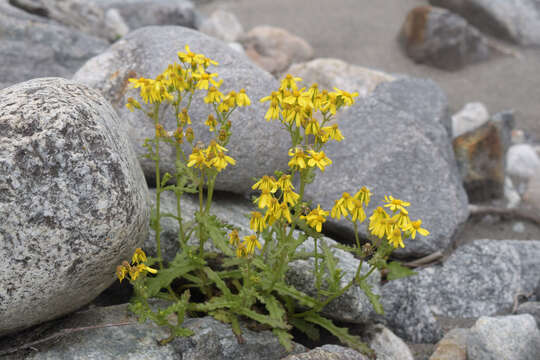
[281,345,368,360]
[502,240,540,294]
[467,314,540,360]
[516,302,540,327]
[241,25,314,76]
[306,78,468,258]
[504,176,521,208]
[363,324,414,360]
[523,166,540,209]
[91,0,198,30]
[200,10,244,43]
[145,189,381,325]
[73,26,290,195]
[0,78,149,336]
[399,6,491,71]
[285,58,395,99]
[429,328,468,360]
[507,143,540,178]
[23,304,305,360]
[380,240,522,343]
[429,0,540,46]
[452,102,489,138]
[104,8,130,40]
[0,0,109,89]
[9,0,118,41]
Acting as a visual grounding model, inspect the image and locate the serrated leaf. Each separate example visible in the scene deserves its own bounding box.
[238,307,289,329]
[386,261,417,281]
[303,313,373,357]
[256,294,286,322]
[203,266,231,297]
[288,317,320,341]
[145,253,199,296]
[273,328,293,351]
[272,282,318,308]
[358,278,384,315]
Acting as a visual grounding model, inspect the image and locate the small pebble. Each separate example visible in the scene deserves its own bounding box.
[512,222,525,233]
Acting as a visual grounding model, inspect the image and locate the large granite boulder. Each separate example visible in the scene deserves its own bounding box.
[429,0,540,46]
[399,6,491,70]
[73,26,289,195]
[0,78,149,336]
[0,0,109,89]
[305,78,468,258]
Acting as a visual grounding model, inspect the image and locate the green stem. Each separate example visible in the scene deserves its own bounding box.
[152,104,164,271]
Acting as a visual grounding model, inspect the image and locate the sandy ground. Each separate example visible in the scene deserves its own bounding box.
[197,0,540,142]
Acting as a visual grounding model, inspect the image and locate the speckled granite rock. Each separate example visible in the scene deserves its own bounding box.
[73,26,289,195]
[281,345,368,360]
[0,78,149,336]
[21,303,305,360]
[363,324,414,360]
[516,302,540,327]
[429,328,468,360]
[305,78,468,258]
[379,240,522,343]
[467,314,540,360]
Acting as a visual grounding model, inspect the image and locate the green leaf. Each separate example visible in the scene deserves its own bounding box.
[288,317,320,341]
[273,328,293,351]
[272,282,318,308]
[256,294,286,323]
[237,307,289,330]
[358,278,384,315]
[145,253,200,296]
[192,295,235,312]
[386,261,417,281]
[203,266,231,297]
[303,313,374,357]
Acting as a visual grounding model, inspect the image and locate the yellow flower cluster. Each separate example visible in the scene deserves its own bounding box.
[250,175,298,232]
[331,187,372,223]
[368,196,429,248]
[229,230,261,258]
[116,248,157,282]
[187,140,236,172]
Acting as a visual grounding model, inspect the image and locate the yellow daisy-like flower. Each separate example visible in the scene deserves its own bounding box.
[277,202,293,223]
[209,151,235,171]
[204,86,224,104]
[263,99,281,121]
[392,209,411,229]
[388,228,405,248]
[252,175,278,193]
[282,189,300,206]
[331,198,348,219]
[284,104,306,128]
[116,264,128,283]
[205,140,228,156]
[333,87,359,106]
[204,114,218,132]
[280,74,302,91]
[353,186,371,207]
[288,147,308,169]
[178,108,191,126]
[178,45,204,66]
[307,150,332,171]
[255,189,274,209]
[350,199,366,223]
[405,220,430,239]
[126,97,141,112]
[369,206,389,239]
[250,211,267,233]
[193,71,219,90]
[236,89,251,107]
[187,148,209,169]
[305,118,321,135]
[229,229,240,246]
[301,205,329,232]
[131,248,147,264]
[277,174,294,191]
[242,235,262,255]
[321,124,344,142]
[383,196,410,213]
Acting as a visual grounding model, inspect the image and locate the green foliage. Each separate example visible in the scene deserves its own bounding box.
[116,46,430,358]
[386,261,418,281]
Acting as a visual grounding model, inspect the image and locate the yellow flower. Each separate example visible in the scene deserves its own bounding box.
[388,228,405,248]
[185,127,194,143]
[280,74,302,91]
[173,128,184,144]
[255,189,274,209]
[284,104,306,128]
[288,147,308,169]
[204,86,224,104]
[236,241,247,258]
[252,175,278,193]
[236,89,251,107]
[260,91,283,105]
[331,198,348,219]
[204,114,218,132]
[284,89,311,108]
[369,206,389,238]
[392,209,411,229]
[187,148,209,169]
[126,97,141,112]
[383,196,410,213]
[277,202,293,223]
[307,150,332,171]
[305,118,321,135]
[277,174,294,191]
[264,99,281,121]
[131,248,147,264]
[282,189,300,206]
[229,229,240,246]
[205,140,228,156]
[129,263,157,281]
[333,87,359,106]
[193,70,219,90]
[116,264,128,283]
[405,220,430,239]
[353,186,371,207]
[321,91,338,115]
[178,45,204,66]
[209,151,235,171]
[178,108,191,126]
[321,124,344,142]
[301,205,329,232]
[350,199,366,223]
[242,235,262,255]
[250,211,267,233]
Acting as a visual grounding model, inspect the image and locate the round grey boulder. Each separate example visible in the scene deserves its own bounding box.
[0,78,149,336]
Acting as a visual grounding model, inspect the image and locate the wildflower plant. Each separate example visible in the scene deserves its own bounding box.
[117,46,429,357]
